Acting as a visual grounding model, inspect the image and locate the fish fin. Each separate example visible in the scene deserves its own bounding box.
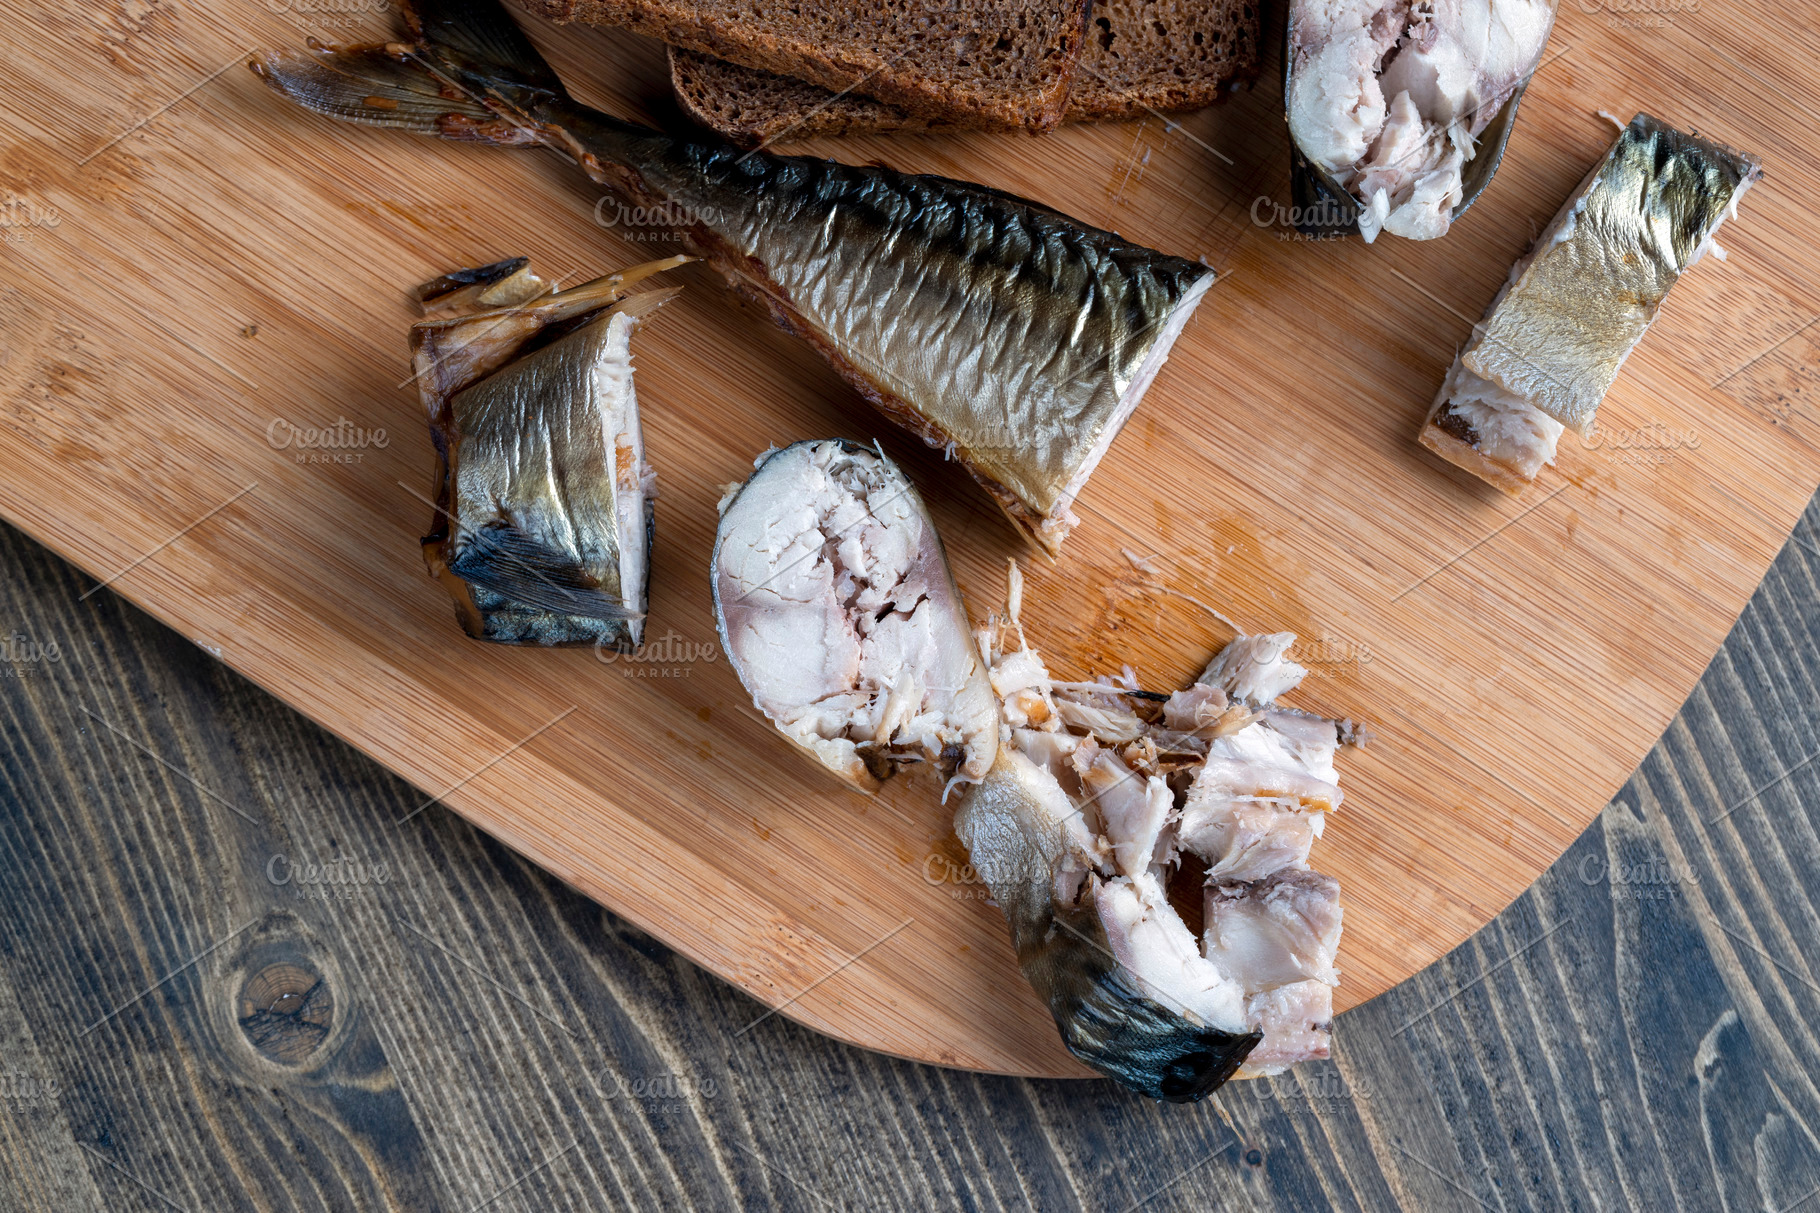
[448,522,642,622]
[553,255,695,314]
[249,45,500,135]
[416,256,530,300]
[415,256,546,315]
[251,0,569,144]
[604,284,683,323]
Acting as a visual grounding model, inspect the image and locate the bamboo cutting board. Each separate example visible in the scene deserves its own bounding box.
[3,0,1816,1077]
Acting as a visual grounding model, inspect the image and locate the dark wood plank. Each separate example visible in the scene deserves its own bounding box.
[1,490,1817,1211]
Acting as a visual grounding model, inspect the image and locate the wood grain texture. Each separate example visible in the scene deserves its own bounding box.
[1,0,1817,1076]
[2,495,1820,1209]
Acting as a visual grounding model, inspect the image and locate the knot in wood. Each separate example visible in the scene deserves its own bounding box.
[237,962,332,1064]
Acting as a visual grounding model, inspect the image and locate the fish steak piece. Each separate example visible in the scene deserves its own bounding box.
[249,0,1216,553]
[1204,869,1343,1074]
[1285,0,1556,241]
[712,440,998,792]
[1421,113,1760,491]
[959,746,1255,1101]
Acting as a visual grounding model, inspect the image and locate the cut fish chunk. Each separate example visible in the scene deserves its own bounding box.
[955,571,1364,1099]
[712,440,997,791]
[1421,113,1761,491]
[411,258,688,646]
[1286,0,1557,242]
[1206,869,1343,1076]
[1095,873,1249,1030]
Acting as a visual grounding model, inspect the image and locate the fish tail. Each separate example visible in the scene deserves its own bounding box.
[248,0,572,148]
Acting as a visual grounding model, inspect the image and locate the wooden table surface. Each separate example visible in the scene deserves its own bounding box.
[1,478,1818,1208]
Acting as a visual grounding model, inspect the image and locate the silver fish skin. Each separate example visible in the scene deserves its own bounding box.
[1460,113,1761,436]
[711,440,998,792]
[249,0,1217,554]
[439,313,651,645]
[412,261,686,646]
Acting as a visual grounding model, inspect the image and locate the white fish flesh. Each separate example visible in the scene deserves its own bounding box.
[1286,0,1556,241]
[711,440,998,791]
[954,570,1363,1098]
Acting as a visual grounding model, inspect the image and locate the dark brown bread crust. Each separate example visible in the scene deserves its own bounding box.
[664,0,1259,146]
[518,0,1093,131]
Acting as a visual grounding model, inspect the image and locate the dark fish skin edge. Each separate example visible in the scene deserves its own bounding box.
[424,498,655,647]
[414,255,530,303]
[1595,113,1761,270]
[247,0,1214,553]
[1024,901,1261,1102]
[957,751,1260,1100]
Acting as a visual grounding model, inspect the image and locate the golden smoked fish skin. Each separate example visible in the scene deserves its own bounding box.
[437,316,651,647]
[636,155,1213,551]
[249,0,1215,554]
[1463,113,1761,435]
[410,259,687,647]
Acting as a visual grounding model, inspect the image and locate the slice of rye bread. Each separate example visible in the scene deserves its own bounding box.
[669,46,955,144]
[667,0,1261,146]
[516,0,1094,131]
